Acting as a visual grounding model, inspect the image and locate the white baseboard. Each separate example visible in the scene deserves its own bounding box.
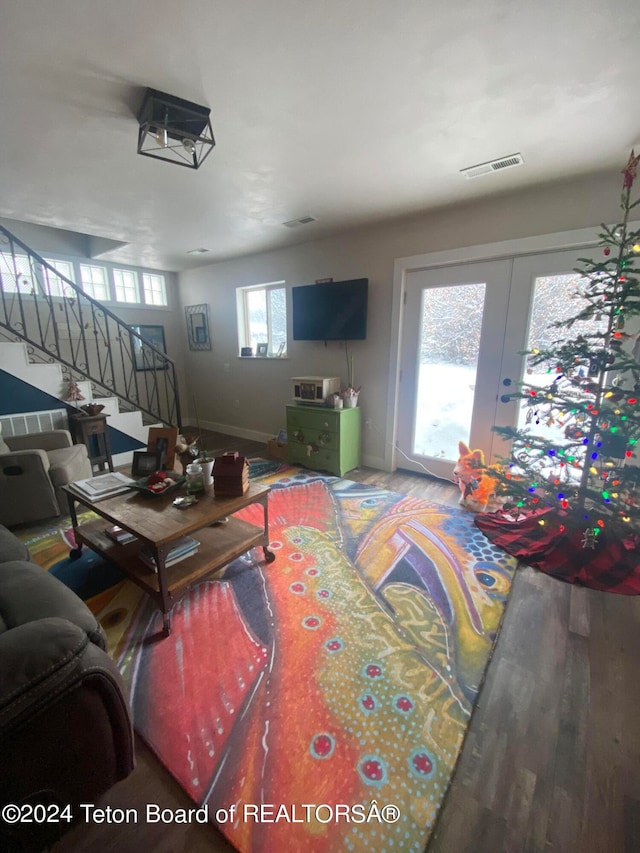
[183,421,387,471]
[184,419,272,446]
[361,453,387,472]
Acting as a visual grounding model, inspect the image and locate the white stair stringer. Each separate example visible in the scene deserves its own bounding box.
[0,341,154,467]
[0,341,64,394]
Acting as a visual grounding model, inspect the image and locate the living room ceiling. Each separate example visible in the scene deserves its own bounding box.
[1,0,639,272]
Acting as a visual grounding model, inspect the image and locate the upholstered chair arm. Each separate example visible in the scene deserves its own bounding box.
[5,429,73,452]
[0,561,106,648]
[0,446,50,474]
[0,618,135,852]
[0,449,58,527]
[0,618,127,730]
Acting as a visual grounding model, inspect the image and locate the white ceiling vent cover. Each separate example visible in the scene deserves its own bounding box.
[461,153,524,179]
[283,215,318,228]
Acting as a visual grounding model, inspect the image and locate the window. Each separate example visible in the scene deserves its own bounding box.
[237,281,287,356]
[0,254,32,294]
[42,259,75,297]
[0,252,168,308]
[79,264,109,301]
[142,273,167,306]
[113,268,139,303]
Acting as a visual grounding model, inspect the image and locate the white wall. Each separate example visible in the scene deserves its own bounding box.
[0,216,189,421]
[178,168,624,469]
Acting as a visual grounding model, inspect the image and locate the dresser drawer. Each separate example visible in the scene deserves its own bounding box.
[285,404,361,477]
[286,406,339,432]
[287,442,340,475]
[289,424,338,451]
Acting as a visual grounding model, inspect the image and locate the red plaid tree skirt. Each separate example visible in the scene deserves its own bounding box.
[474,508,640,595]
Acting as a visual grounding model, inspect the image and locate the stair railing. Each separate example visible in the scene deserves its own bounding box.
[0,225,181,429]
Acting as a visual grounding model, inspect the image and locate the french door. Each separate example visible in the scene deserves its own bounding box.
[395,249,594,480]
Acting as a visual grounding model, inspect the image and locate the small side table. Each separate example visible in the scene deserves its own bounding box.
[70,413,114,473]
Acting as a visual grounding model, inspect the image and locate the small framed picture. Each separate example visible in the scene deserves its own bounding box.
[131,450,164,477]
[256,342,268,357]
[147,426,179,471]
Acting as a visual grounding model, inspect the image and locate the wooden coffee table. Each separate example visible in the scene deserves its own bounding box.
[63,482,274,635]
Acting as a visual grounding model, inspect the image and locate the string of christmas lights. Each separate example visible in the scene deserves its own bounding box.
[491,151,640,546]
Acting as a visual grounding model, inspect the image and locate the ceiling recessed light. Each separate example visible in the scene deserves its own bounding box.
[187,248,211,255]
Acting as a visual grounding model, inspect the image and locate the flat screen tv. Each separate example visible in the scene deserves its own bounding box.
[292,278,368,341]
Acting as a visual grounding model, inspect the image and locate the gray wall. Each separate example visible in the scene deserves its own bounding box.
[177,167,623,467]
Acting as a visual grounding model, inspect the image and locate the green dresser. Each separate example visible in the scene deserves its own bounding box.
[286,404,361,476]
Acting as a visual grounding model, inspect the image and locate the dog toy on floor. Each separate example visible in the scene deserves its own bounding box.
[453,441,499,512]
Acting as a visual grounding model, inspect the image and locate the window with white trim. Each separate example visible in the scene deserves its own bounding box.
[142,273,167,306]
[0,254,169,307]
[42,259,75,297]
[113,268,139,303]
[0,254,75,297]
[0,254,33,294]
[79,264,109,301]
[236,281,287,356]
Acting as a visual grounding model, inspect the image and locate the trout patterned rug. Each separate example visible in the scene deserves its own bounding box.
[20,463,517,852]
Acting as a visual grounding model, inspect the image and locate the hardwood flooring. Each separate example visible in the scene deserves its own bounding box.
[53,435,640,852]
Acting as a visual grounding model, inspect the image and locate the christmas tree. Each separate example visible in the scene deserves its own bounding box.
[490,150,640,549]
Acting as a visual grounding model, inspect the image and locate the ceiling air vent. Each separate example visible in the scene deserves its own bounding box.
[282,215,318,228]
[461,153,524,179]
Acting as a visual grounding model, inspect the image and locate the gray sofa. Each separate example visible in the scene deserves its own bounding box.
[0,525,135,852]
[0,429,92,527]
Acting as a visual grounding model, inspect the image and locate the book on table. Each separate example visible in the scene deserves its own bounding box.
[139,536,200,571]
[105,524,137,545]
[70,472,134,501]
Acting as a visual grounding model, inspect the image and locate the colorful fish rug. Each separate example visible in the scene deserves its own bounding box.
[102,466,517,853]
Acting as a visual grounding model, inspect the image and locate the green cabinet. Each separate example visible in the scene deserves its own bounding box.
[286,404,361,476]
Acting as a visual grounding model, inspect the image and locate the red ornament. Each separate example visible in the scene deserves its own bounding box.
[604,248,611,256]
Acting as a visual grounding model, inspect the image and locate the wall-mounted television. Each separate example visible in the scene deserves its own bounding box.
[292,278,368,341]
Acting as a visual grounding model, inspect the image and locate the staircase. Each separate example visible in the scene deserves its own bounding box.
[0,341,152,467]
[0,224,182,467]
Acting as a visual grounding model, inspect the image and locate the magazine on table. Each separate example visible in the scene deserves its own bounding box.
[70,472,134,501]
[139,536,200,571]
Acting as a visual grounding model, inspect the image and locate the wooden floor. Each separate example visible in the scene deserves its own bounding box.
[53,433,640,853]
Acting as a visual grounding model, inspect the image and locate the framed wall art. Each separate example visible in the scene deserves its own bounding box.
[185,304,211,350]
[131,325,168,371]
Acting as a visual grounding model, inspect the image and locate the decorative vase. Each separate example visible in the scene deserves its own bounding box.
[200,458,214,487]
[343,389,359,408]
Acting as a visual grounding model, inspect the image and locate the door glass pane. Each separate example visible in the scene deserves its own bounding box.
[413,283,485,461]
[519,273,607,440]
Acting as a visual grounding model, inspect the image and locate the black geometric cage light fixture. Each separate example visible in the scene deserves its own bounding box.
[137,88,215,170]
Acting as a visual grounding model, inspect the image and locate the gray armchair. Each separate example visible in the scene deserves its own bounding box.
[0,429,92,527]
[0,524,135,852]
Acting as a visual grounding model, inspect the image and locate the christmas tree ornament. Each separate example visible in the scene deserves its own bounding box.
[484,150,640,555]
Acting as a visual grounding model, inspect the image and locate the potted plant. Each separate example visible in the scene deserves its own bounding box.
[341,354,361,408]
[196,440,215,486]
